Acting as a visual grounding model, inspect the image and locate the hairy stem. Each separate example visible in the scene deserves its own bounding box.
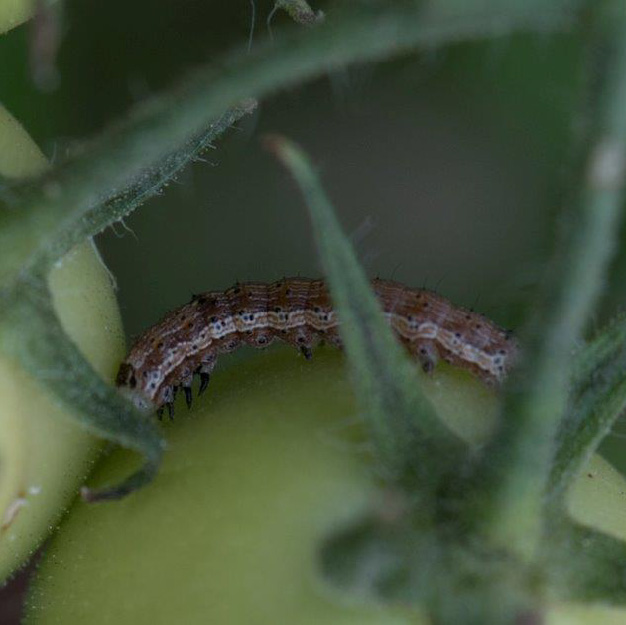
[0,3,573,289]
[268,136,465,497]
[0,279,165,502]
[550,314,626,499]
[32,104,256,275]
[463,2,626,561]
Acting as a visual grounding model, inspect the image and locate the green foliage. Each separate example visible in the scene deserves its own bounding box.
[3,1,626,623]
[267,135,465,493]
[0,0,589,503]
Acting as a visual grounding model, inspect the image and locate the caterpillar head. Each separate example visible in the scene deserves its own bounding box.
[116,362,154,414]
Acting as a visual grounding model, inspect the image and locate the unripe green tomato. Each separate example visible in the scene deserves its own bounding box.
[0,0,38,34]
[22,349,626,624]
[0,105,125,580]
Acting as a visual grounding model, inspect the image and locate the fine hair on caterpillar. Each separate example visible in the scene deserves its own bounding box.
[116,278,518,419]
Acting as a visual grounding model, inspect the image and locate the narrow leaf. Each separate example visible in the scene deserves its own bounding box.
[31,102,257,274]
[267,135,464,494]
[0,281,165,502]
[319,511,431,605]
[547,520,626,605]
[460,6,626,561]
[550,314,626,499]
[0,2,573,290]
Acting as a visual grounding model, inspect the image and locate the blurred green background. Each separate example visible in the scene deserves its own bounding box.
[3,2,625,452]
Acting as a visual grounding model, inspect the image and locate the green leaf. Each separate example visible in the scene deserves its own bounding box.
[0,279,164,502]
[319,511,430,605]
[550,314,626,500]
[458,3,626,562]
[0,2,573,291]
[31,103,257,275]
[267,135,465,498]
[547,520,626,605]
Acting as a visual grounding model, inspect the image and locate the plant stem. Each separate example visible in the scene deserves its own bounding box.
[463,2,626,562]
[0,3,573,289]
[32,104,256,274]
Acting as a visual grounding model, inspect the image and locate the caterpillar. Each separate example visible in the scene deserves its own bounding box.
[116,278,518,418]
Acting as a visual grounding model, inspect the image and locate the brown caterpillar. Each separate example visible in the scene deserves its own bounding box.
[116,278,518,418]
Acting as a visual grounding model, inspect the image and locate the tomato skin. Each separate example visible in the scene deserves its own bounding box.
[21,348,626,625]
[0,0,40,34]
[0,106,126,581]
[24,349,419,625]
[0,242,126,581]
